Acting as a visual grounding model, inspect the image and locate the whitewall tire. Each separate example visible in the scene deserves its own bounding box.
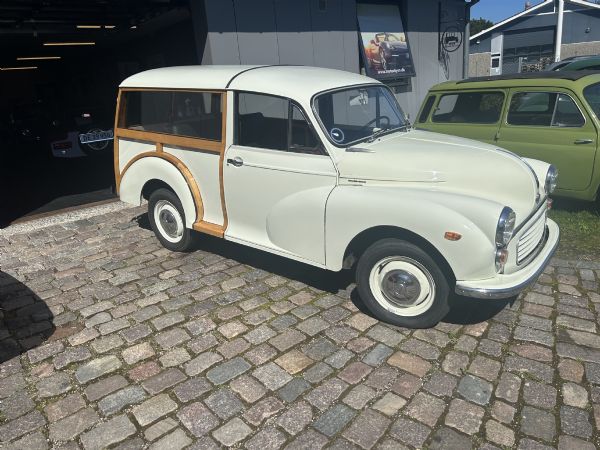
[148,188,199,252]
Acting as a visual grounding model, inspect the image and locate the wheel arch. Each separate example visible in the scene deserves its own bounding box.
[342,225,456,285]
[119,155,200,228]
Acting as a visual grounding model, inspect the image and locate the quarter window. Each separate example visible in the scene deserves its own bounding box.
[507,92,584,127]
[431,92,504,124]
[120,90,222,141]
[418,95,436,123]
[236,93,325,155]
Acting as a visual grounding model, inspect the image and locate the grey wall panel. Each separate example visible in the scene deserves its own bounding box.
[471,35,492,53]
[503,27,555,48]
[201,0,240,64]
[310,0,347,70]
[274,0,315,66]
[234,0,280,64]
[563,10,600,44]
[341,0,360,73]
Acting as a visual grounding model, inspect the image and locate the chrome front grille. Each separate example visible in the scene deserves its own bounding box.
[517,211,547,265]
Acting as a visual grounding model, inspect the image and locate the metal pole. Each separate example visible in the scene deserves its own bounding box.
[555,0,564,62]
[463,21,470,78]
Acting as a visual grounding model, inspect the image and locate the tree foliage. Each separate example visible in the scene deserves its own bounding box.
[470,17,494,36]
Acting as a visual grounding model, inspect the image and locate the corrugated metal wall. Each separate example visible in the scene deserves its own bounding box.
[196,0,466,118]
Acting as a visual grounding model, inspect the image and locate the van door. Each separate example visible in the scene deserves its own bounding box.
[496,88,596,192]
[424,90,505,145]
[223,92,337,265]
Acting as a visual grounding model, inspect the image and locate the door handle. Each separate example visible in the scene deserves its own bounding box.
[227,156,244,167]
[574,139,594,145]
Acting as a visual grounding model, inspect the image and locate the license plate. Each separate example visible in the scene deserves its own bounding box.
[79,130,114,144]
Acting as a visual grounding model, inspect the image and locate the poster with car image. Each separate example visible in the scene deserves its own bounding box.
[357,3,415,80]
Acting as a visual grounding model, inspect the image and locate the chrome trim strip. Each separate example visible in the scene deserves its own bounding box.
[455,226,559,299]
[513,197,547,236]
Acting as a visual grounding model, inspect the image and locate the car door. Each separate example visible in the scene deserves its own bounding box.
[423,90,506,145]
[223,92,337,265]
[496,88,597,192]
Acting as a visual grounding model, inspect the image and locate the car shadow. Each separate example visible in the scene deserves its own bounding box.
[0,271,55,363]
[134,213,515,327]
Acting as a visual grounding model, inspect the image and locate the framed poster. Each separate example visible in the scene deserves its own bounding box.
[357,3,416,80]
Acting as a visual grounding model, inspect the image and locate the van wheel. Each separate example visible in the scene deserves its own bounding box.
[148,188,199,252]
[356,239,450,328]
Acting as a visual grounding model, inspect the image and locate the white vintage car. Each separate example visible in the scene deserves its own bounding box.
[114,65,559,328]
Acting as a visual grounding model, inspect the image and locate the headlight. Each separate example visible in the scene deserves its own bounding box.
[545,165,558,194]
[496,207,516,247]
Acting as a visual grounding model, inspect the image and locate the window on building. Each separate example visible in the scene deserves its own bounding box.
[120,90,222,140]
[236,92,325,154]
[507,92,584,127]
[431,92,505,124]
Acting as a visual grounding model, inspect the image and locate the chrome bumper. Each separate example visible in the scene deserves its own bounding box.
[455,219,560,300]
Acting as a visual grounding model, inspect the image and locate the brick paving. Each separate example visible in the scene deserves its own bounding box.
[1,205,599,449]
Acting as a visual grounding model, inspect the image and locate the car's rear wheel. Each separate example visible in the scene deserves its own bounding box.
[148,188,199,252]
[356,239,450,328]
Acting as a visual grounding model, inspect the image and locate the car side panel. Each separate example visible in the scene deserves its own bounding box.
[119,157,197,228]
[325,185,499,280]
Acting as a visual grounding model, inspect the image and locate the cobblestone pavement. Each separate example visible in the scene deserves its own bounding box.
[1,205,600,450]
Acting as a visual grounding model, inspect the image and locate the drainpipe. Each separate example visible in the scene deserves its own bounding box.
[464,0,480,79]
[555,0,564,62]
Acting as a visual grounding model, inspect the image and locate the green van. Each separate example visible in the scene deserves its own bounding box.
[416,72,600,202]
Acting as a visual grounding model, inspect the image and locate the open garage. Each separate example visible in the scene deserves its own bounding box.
[0,0,198,226]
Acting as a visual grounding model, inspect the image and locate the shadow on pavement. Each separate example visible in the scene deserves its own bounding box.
[0,271,55,363]
[134,213,513,327]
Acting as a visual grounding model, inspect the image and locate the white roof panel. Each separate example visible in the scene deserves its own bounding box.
[119,65,379,103]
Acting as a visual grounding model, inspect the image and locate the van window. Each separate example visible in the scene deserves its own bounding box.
[121,90,222,141]
[432,92,504,124]
[418,95,436,123]
[508,92,584,127]
[236,93,325,155]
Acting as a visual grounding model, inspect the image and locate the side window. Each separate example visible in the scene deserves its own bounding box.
[237,93,288,150]
[290,105,324,155]
[418,95,436,123]
[122,91,171,133]
[552,94,585,127]
[172,92,222,140]
[237,93,325,155]
[507,92,556,126]
[432,92,504,124]
[508,92,585,127]
[120,90,223,140]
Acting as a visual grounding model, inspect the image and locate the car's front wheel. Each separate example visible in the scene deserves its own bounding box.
[148,188,199,252]
[356,239,450,328]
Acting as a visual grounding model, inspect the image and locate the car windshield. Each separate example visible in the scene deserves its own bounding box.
[314,85,408,146]
[386,34,400,42]
[584,82,600,118]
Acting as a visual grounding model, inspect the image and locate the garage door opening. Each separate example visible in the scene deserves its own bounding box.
[0,0,198,227]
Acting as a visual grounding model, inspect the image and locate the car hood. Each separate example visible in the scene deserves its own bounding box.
[386,42,407,50]
[337,129,540,222]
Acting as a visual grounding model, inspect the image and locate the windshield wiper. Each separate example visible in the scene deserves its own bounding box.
[366,124,409,143]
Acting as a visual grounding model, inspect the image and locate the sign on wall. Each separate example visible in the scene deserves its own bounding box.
[357,3,416,80]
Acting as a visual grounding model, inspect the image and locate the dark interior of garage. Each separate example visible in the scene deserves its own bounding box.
[0,0,199,227]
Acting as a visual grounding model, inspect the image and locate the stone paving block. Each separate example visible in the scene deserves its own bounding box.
[387,351,431,377]
[80,414,137,450]
[98,386,147,415]
[245,427,286,450]
[149,428,192,450]
[342,409,391,449]
[177,401,220,437]
[75,355,122,384]
[243,396,285,426]
[48,407,99,442]
[207,356,251,385]
[84,375,128,401]
[445,399,484,435]
[44,393,86,422]
[521,406,556,442]
[313,404,356,437]
[0,410,46,443]
[253,362,293,390]
[205,389,244,419]
[133,393,178,427]
[142,367,186,394]
[428,426,472,450]
[404,391,446,427]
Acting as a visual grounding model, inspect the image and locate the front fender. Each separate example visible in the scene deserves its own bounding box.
[325,186,503,280]
[119,157,197,228]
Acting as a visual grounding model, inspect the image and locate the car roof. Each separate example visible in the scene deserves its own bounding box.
[120,65,378,103]
[560,57,600,71]
[429,71,600,91]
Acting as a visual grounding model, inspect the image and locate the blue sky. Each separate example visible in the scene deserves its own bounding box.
[471,0,546,23]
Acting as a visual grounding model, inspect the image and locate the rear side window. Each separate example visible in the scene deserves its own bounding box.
[120,90,222,141]
[418,95,436,123]
[508,92,584,127]
[432,92,505,124]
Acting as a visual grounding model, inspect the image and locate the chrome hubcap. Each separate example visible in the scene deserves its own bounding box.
[154,200,184,243]
[381,270,422,307]
[159,209,179,238]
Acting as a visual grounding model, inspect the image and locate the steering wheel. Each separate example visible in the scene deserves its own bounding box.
[360,115,391,131]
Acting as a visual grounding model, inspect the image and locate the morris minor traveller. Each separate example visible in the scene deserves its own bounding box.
[115,65,559,328]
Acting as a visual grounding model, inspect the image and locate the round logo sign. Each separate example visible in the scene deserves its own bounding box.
[330,127,345,143]
[441,26,463,53]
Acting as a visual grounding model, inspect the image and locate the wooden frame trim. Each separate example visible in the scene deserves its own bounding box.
[114,88,229,239]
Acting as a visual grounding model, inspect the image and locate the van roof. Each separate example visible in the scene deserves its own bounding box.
[119,65,377,102]
[430,71,600,91]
